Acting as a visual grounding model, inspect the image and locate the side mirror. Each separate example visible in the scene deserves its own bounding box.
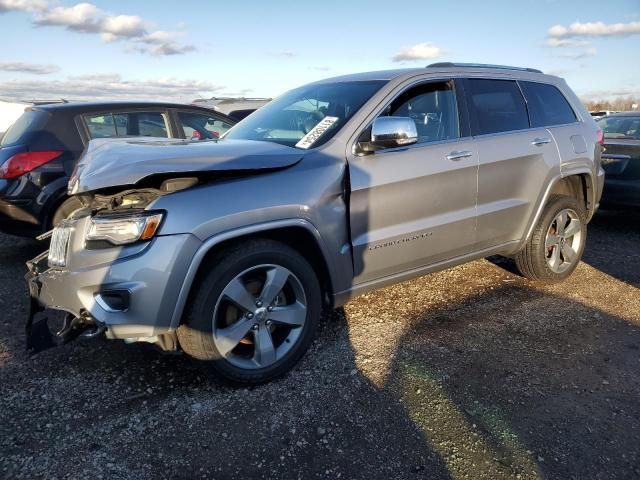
[370,117,418,149]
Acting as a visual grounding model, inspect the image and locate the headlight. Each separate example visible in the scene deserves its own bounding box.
[86,211,163,246]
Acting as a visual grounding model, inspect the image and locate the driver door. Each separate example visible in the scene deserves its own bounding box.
[348,79,479,284]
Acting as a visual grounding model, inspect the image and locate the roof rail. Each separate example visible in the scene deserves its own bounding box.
[20,98,72,105]
[426,62,543,74]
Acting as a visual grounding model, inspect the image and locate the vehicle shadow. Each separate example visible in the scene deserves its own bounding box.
[376,277,640,480]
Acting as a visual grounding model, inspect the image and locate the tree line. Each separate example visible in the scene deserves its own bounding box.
[582,96,639,112]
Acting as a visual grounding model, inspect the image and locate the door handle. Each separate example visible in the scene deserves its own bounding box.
[531,137,551,146]
[446,150,473,161]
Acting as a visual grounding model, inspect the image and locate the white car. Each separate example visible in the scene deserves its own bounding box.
[590,110,617,120]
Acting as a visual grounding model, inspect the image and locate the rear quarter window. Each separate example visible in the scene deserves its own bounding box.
[466,79,529,135]
[519,81,577,127]
[0,110,50,147]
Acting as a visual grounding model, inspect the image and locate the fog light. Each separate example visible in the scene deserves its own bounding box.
[95,290,130,312]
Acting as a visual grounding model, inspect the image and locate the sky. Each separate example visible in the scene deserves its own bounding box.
[0,0,639,103]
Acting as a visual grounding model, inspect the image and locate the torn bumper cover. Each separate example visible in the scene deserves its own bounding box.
[25,217,202,354]
[25,249,105,353]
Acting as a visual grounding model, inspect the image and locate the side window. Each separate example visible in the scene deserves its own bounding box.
[382,81,460,144]
[84,111,169,139]
[84,113,118,138]
[178,112,234,140]
[466,79,529,135]
[136,112,169,137]
[519,81,577,127]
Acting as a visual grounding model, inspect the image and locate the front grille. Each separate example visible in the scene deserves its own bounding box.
[48,224,72,268]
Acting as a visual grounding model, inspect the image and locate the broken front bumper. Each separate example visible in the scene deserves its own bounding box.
[25,249,106,353]
[25,217,202,352]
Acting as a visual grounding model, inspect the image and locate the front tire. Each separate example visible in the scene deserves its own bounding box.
[514,194,587,283]
[51,196,83,228]
[177,239,321,384]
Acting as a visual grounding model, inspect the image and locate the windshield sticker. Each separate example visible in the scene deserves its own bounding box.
[295,116,339,149]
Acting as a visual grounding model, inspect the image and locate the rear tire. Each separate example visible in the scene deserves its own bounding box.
[177,239,321,384]
[514,194,587,283]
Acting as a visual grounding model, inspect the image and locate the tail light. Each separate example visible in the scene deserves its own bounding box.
[596,127,604,146]
[0,151,63,179]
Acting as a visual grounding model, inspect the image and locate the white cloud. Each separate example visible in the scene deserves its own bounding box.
[33,2,102,32]
[548,20,640,38]
[545,38,591,48]
[102,14,146,38]
[28,2,194,56]
[0,75,225,102]
[0,61,58,74]
[392,42,443,62]
[134,41,196,56]
[133,30,195,56]
[0,0,46,13]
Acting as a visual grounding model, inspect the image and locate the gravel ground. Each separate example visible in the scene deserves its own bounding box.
[1,209,639,479]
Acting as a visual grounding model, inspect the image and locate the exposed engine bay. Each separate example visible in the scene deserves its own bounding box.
[76,177,200,212]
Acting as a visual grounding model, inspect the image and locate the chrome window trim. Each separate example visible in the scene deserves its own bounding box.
[469,121,583,141]
[369,136,468,156]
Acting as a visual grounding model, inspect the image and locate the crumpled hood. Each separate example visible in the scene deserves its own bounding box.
[70,138,304,194]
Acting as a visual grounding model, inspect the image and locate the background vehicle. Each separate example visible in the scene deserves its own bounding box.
[0,101,235,236]
[191,97,271,121]
[590,110,617,120]
[28,64,603,384]
[597,112,640,207]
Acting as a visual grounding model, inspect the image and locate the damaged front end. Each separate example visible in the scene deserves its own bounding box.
[25,232,105,354]
[24,137,305,355]
[24,178,195,354]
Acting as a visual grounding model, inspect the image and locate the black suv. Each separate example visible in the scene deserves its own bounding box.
[0,101,235,236]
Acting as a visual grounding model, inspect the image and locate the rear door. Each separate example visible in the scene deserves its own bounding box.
[465,78,561,249]
[518,81,588,179]
[348,78,479,284]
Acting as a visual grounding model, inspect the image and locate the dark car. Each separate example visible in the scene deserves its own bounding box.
[0,101,235,236]
[597,112,640,207]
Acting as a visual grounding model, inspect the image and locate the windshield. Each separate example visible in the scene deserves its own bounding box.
[598,116,640,140]
[224,80,386,149]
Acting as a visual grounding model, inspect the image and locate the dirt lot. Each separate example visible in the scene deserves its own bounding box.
[1,209,639,480]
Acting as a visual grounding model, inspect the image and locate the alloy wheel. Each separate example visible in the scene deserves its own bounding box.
[212,264,307,369]
[544,208,583,274]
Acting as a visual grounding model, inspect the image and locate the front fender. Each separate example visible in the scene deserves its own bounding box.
[167,218,338,331]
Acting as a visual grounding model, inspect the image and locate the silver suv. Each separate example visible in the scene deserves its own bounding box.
[27,63,604,383]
